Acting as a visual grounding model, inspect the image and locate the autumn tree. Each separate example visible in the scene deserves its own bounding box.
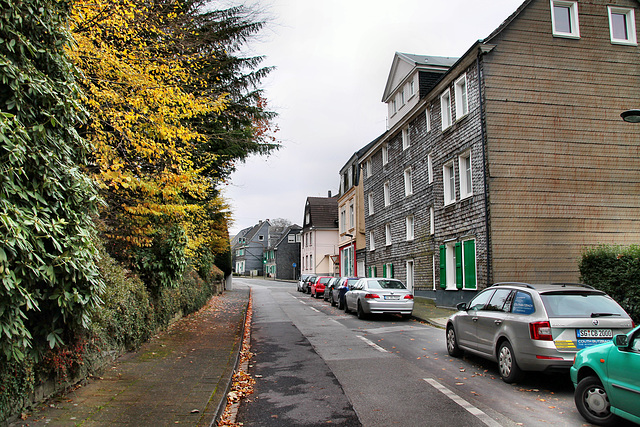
[0,0,103,360]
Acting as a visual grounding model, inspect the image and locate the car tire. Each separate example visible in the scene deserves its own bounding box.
[330,294,336,307]
[344,299,350,314]
[498,341,522,383]
[357,301,367,320]
[338,297,344,310]
[446,325,463,357]
[575,376,617,426]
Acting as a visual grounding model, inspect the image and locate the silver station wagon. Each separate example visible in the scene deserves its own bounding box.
[344,277,414,320]
[446,283,633,383]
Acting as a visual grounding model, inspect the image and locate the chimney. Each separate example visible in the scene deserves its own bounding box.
[328,190,332,198]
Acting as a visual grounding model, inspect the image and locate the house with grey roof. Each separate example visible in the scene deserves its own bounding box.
[264,224,302,280]
[301,193,339,276]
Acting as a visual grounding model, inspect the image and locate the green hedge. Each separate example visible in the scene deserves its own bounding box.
[579,244,640,323]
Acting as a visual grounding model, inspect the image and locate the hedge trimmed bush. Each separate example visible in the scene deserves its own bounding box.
[579,244,640,323]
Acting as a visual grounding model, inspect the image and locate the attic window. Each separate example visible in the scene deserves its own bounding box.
[259,235,264,241]
[608,7,637,46]
[551,0,580,39]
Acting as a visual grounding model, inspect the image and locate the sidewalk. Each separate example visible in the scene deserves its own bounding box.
[411,296,457,328]
[9,284,250,427]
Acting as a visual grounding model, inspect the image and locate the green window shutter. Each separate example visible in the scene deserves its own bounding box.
[390,263,394,278]
[463,240,477,289]
[383,264,387,278]
[439,245,446,289]
[367,266,371,277]
[374,266,377,277]
[455,242,463,289]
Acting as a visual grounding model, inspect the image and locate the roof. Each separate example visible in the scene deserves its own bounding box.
[273,224,302,248]
[243,220,271,243]
[304,196,338,229]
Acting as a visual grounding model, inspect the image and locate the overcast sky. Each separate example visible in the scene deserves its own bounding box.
[224,0,525,236]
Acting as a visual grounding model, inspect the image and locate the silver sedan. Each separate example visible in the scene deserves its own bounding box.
[344,278,414,320]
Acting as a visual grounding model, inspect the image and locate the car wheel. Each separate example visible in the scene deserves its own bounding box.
[338,296,344,310]
[575,376,617,426]
[344,299,350,314]
[498,341,522,383]
[330,294,336,307]
[446,326,463,357]
[357,301,367,319]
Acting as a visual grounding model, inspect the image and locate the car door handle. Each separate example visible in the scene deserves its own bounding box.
[494,320,502,325]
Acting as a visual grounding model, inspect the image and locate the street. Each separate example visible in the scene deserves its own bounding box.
[234,278,625,427]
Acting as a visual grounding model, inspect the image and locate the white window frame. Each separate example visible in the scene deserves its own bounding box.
[608,6,637,46]
[369,231,375,251]
[443,161,456,205]
[426,107,431,132]
[406,259,415,292]
[382,143,389,165]
[384,181,391,207]
[365,159,372,178]
[309,232,313,246]
[406,215,414,241]
[385,223,392,246]
[409,79,415,98]
[340,209,346,233]
[404,167,413,197]
[432,255,437,291]
[551,0,580,39]
[349,203,354,229]
[459,150,473,199]
[454,74,468,120]
[441,89,452,130]
[445,242,457,290]
[427,153,433,184]
[368,192,375,216]
[400,89,405,106]
[430,206,435,235]
[392,99,397,115]
[402,126,410,150]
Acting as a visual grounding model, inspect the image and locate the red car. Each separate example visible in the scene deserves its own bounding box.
[310,276,333,298]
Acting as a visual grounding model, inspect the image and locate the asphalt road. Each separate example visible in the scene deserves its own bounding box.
[235,278,632,427]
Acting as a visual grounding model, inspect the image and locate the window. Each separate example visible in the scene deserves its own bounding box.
[340,209,346,233]
[441,89,452,130]
[426,107,431,132]
[430,207,435,235]
[259,235,264,241]
[402,126,410,150]
[409,79,415,97]
[406,215,414,241]
[288,234,295,243]
[369,231,375,251]
[439,239,477,290]
[382,143,389,165]
[454,74,468,120]
[608,7,637,45]
[309,232,313,246]
[459,151,473,199]
[512,292,535,315]
[384,181,391,207]
[392,99,397,115]
[443,161,456,205]
[404,167,413,197]
[432,256,437,290]
[383,262,394,278]
[427,153,433,183]
[551,0,580,39]
[368,192,375,216]
[349,203,354,229]
[365,159,372,178]
[406,260,414,291]
[400,89,405,106]
[310,254,313,270]
[347,168,353,188]
[385,223,392,246]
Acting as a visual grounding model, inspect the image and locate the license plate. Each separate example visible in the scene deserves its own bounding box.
[384,295,400,300]
[576,329,613,338]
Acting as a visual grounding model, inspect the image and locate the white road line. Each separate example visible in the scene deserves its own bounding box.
[309,307,320,313]
[356,335,388,353]
[423,378,502,427]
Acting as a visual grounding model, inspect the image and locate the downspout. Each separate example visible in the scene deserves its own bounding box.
[477,46,493,286]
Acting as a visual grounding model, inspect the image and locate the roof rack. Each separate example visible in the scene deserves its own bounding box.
[490,282,535,289]
[548,283,595,290]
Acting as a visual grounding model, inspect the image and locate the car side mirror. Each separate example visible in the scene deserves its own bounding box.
[456,302,468,311]
[614,334,629,348]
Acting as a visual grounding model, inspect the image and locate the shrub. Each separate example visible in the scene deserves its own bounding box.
[579,244,640,323]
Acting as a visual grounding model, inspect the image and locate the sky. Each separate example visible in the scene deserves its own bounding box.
[224,0,525,236]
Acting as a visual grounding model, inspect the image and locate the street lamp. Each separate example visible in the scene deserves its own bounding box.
[621,109,640,123]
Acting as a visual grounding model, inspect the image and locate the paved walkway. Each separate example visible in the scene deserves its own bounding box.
[6,282,454,427]
[10,285,250,427]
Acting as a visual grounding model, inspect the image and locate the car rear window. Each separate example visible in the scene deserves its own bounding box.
[540,292,628,318]
[367,279,406,289]
[319,277,331,284]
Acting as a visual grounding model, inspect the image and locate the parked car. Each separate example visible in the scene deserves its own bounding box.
[330,277,359,309]
[297,274,313,292]
[446,282,633,383]
[310,276,332,298]
[571,326,640,426]
[301,275,316,294]
[344,277,413,320]
[323,277,340,302]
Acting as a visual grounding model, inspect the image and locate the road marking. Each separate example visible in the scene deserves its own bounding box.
[356,335,388,353]
[309,307,320,313]
[297,299,307,305]
[423,378,502,427]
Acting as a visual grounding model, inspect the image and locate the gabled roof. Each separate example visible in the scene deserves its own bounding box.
[304,196,338,230]
[273,224,302,248]
[244,220,271,243]
[382,52,457,102]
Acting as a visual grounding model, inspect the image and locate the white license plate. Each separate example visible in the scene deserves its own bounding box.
[384,295,400,300]
[576,329,613,338]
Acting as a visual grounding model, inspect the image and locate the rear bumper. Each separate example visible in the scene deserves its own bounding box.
[363,300,414,314]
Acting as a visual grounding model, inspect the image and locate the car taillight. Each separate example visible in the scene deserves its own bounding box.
[529,321,553,341]
[404,295,414,299]
[364,293,380,299]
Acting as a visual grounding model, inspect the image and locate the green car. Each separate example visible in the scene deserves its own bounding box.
[570,326,640,426]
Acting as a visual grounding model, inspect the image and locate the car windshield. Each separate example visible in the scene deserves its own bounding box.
[366,279,406,290]
[319,277,331,284]
[540,291,628,318]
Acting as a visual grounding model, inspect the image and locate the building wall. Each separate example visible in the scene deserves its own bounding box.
[482,0,640,283]
[275,232,301,280]
[301,228,338,275]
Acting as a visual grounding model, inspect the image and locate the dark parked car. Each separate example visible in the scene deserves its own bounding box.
[446,282,633,383]
[310,276,332,298]
[297,274,313,292]
[301,275,317,294]
[330,277,359,309]
[323,277,340,302]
